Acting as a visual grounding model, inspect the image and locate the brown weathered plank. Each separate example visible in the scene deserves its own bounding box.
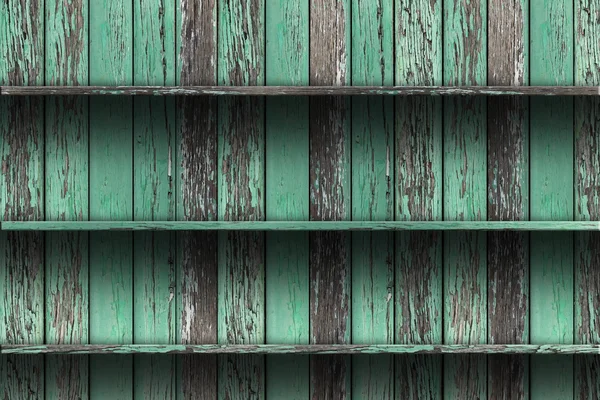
[309,0,351,398]
[487,0,529,399]
[176,0,218,398]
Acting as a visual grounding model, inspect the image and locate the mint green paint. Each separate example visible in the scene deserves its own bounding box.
[89,0,134,398]
[530,0,574,398]
[265,0,310,398]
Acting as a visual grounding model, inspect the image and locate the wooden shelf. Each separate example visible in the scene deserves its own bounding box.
[1,85,599,96]
[3,344,598,355]
[2,221,599,231]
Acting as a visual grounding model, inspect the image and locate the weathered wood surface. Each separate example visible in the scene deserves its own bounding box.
[487,0,530,399]
[443,0,487,398]
[0,0,45,398]
[530,0,574,399]
[176,0,219,398]
[351,0,394,397]
[575,1,600,399]
[265,0,310,398]
[4,344,600,355]
[395,0,443,398]
[3,85,600,96]
[44,0,90,398]
[133,0,177,398]
[88,0,134,397]
[309,0,351,398]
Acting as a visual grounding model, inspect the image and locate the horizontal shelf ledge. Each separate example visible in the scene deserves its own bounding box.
[2,86,600,96]
[1,221,599,231]
[2,344,599,355]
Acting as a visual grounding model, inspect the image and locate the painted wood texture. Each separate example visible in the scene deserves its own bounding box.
[530,0,574,399]
[44,0,90,398]
[176,0,219,398]
[487,0,529,399]
[265,0,310,398]
[0,0,45,398]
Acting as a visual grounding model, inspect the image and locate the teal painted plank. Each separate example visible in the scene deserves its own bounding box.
[176,0,219,398]
[133,0,176,399]
[5,344,600,355]
[575,1,600,399]
[351,0,394,397]
[218,0,266,398]
[395,0,443,396]
[44,0,90,398]
[443,0,487,398]
[0,0,44,398]
[265,0,310,398]
[530,0,574,398]
[89,0,133,398]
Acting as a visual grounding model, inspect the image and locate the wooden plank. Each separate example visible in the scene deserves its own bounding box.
[217,0,265,398]
[6,220,600,231]
[530,0,574,399]
[3,85,600,96]
[176,0,219,399]
[575,1,600,398]
[5,344,600,355]
[133,0,176,398]
[89,0,133,397]
[443,0,487,398]
[44,0,89,398]
[487,0,529,399]
[265,0,309,398]
[0,0,44,398]
[395,0,443,397]
[309,0,351,397]
[351,0,394,397]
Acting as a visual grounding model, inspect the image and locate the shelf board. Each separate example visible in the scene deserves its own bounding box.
[2,344,599,355]
[1,221,599,231]
[2,221,599,231]
[1,85,599,96]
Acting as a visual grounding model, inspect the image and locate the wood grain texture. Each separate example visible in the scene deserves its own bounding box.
[133,0,176,398]
[0,0,44,398]
[395,0,443,398]
[310,0,351,398]
[89,0,133,397]
[265,0,310,398]
[575,1,600,398]
[176,0,219,398]
[530,0,574,398]
[487,0,529,399]
[351,0,394,398]
[443,0,487,398]
[218,0,266,398]
[44,0,90,398]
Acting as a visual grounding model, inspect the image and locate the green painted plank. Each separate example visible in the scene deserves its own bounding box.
[265,0,309,398]
[218,0,265,398]
[351,0,394,397]
[395,0,443,397]
[5,344,600,355]
[176,0,219,398]
[309,0,351,398]
[443,0,487,398]
[575,1,600,398]
[487,0,530,398]
[5,221,600,231]
[89,0,133,398]
[0,0,44,398]
[133,0,176,399]
[44,0,90,398]
[530,0,574,399]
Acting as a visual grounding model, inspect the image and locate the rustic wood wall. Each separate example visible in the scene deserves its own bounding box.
[0,0,599,399]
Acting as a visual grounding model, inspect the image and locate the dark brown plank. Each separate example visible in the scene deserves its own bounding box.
[487,0,529,399]
[177,0,218,398]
